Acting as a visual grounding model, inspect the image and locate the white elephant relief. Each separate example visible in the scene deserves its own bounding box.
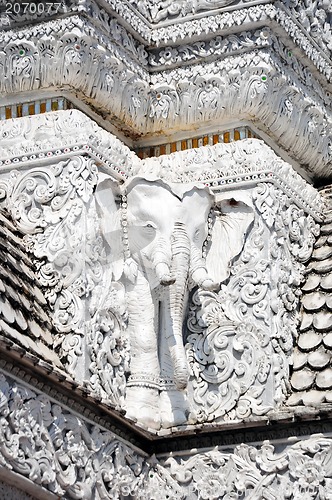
[96,175,254,429]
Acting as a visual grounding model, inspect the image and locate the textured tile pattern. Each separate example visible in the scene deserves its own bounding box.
[0,210,61,368]
[289,185,332,406]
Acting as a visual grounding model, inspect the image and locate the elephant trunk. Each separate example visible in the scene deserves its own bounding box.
[166,222,191,390]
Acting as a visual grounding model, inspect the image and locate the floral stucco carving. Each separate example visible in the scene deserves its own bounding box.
[145,435,332,499]
[1,369,332,499]
[0,371,148,499]
[185,182,319,424]
[0,110,322,430]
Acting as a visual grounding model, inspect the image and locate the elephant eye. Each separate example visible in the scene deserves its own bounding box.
[194,229,201,240]
[144,221,157,230]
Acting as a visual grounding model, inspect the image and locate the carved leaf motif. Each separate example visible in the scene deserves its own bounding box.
[186,181,319,423]
[0,158,129,399]
[0,373,149,498]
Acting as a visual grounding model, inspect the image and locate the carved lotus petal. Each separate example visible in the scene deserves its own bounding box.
[0,296,15,324]
[291,368,315,391]
[321,273,332,291]
[299,312,313,332]
[302,291,326,311]
[292,348,308,370]
[321,223,332,236]
[302,273,321,292]
[326,294,332,310]
[301,390,326,406]
[27,319,44,338]
[316,368,332,389]
[323,332,332,349]
[313,310,332,331]
[311,256,332,274]
[15,309,28,331]
[298,330,322,351]
[314,235,328,249]
[307,348,331,370]
[312,244,332,261]
[288,391,305,406]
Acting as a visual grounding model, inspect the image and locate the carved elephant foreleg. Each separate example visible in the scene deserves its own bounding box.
[125,272,161,429]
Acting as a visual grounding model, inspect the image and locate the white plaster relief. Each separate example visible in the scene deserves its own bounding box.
[0,5,331,177]
[148,29,272,69]
[281,0,332,59]
[0,1,149,68]
[147,52,332,179]
[0,111,139,176]
[0,111,322,430]
[185,182,319,424]
[2,368,332,500]
[127,0,239,23]
[0,371,148,499]
[0,15,150,134]
[146,435,332,499]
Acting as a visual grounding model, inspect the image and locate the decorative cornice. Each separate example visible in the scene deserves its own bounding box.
[147,51,332,180]
[0,110,324,217]
[0,2,331,181]
[1,0,331,78]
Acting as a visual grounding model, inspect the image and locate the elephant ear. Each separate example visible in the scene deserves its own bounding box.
[206,191,254,284]
[95,176,124,281]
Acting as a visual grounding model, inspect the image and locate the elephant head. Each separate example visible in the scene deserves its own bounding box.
[95,174,254,428]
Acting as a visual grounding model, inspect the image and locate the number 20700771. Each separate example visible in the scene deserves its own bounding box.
[5,2,63,15]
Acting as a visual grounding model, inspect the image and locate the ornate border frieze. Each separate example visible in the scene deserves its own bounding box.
[0,110,323,216]
[0,13,149,72]
[0,110,323,220]
[0,0,152,44]
[0,14,150,135]
[148,51,332,180]
[146,434,332,499]
[2,366,332,499]
[0,110,138,178]
[0,369,150,499]
[148,28,272,69]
